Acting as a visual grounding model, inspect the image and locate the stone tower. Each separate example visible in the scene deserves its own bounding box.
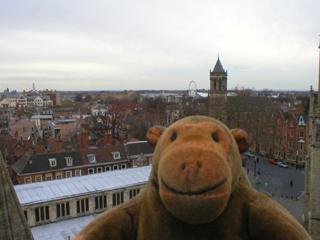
[304,40,320,239]
[209,56,228,123]
[0,152,34,239]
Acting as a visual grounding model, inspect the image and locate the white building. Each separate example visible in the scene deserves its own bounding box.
[15,166,151,239]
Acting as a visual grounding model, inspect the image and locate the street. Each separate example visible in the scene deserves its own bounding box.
[244,155,307,229]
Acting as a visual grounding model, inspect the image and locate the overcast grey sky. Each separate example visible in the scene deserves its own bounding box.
[1,0,319,92]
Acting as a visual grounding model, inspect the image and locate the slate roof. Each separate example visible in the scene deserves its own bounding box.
[125,141,154,158]
[212,57,225,73]
[122,114,136,125]
[11,145,128,175]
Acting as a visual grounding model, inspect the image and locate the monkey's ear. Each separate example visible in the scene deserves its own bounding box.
[146,126,166,149]
[231,129,250,154]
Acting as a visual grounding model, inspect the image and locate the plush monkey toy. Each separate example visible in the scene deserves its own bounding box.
[74,116,311,240]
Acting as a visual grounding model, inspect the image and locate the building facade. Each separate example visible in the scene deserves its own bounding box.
[304,42,320,238]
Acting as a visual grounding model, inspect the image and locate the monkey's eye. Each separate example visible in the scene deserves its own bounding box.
[212,133,219,142]
[171,133,177,141]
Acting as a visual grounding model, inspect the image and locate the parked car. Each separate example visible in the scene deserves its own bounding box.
[278,162,288,168]
[245,152,255,158]
[241,157,246,166]
[268,158,279,165]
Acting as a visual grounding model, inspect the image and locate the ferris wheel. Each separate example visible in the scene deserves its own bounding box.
[188,81,197,98]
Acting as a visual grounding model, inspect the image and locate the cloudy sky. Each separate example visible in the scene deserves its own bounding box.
[1,0,319,92]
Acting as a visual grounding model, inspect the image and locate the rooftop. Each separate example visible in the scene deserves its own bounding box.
[15,165,151,206]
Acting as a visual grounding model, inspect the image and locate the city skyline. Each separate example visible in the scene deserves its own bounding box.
[1,0,319,92]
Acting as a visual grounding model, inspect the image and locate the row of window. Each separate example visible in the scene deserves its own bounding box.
[24,188,141,224]
[48,152,122,167]
[271,128,305,138]
[24,164,127,184]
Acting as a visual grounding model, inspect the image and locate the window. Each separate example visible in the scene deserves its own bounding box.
[289,140,294,149]
[121,164,126,169]
[49,158,57,167]
[113,165,119,171]
[149,157,153,165]
[105,166,111,171]
[88,168,94,175]
[65,157,73,166]
[298,142,304,151]
[87,154,96,163]
[56,202,70,218]
[76,198,89,213]
[277,128,280,134]
[35,206,50,222]
[276,138,281,146]
[129,188,140,199]
[66,171,72,178]
[277,119,280,124]
[25,177,32,184]
[290,130,294,137]
[24,210,28,221]
[133,160,137,168]
[299,131,305,138]
[112,152,121,159]
[56,172,62,179]
[97,167,103,173]
[290,121,294,127]
[35,175,42,182]
[46,174,52,181]
[112,192,124,206]
[75,170,81,176]
[95,195,107,210]
[54,128,61,137]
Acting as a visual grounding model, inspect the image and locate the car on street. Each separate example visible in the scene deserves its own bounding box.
[245,152,255,158]
[278,162,288,168]
[268,158,279,165]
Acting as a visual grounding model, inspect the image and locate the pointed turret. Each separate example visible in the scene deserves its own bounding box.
[212,57,225,73]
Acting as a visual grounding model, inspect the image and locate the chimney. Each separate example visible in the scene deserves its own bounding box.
[104,130,113,146]
[35,139,45,154]
[80,123,90,149]
[56,135,63,152]
[11,154,17,165]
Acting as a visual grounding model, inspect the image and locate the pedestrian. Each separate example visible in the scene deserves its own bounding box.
[257,158,259,163]
[247,168,249,174]
[257,169,261,175]
[290,180,293,187]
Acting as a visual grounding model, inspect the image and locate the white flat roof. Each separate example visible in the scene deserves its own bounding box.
[15,166,152,206]
[31,115,53,119]
[31,214,99,240]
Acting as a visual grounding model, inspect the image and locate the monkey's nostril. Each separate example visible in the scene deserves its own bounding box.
[182,163,186,170]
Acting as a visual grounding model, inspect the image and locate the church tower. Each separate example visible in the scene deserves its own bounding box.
[209,56,228,123]
[210,56,228,99]
[304,39,320,239]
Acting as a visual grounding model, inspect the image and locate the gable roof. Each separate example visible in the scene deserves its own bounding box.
[122,115,136,125]
[11,145,129,175]
[125,141,154,158]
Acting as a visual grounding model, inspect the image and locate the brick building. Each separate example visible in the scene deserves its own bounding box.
[257,111,308,168]
[11,145,130,185]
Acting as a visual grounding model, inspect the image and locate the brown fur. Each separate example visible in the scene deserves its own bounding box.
[74,116,311,240]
